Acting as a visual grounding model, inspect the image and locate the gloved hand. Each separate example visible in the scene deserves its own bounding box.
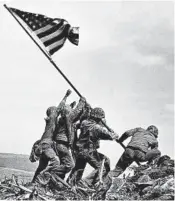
[111,132,119,141]
[109,128,114,133]
[70,101,76,109]
[117,136,124,143]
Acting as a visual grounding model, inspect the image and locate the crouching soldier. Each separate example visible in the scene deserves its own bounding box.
[68,107,119,188]
[29,89,71,184]
[109,125,161,178]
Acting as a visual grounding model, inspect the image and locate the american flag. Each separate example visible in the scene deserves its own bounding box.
[10,7,79,55]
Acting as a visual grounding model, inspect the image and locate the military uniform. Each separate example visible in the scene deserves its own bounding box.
[83,153,110,187]
[53,97,86,179]
[109,126,161,178]
[31,107,60,184]
[68,118,118,186]
[31,90,71,184]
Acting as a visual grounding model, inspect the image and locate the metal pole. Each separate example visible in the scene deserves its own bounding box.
[4,4,82,98]
[4,5,141,166]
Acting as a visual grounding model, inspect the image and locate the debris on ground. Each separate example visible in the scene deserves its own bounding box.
[0,155,174,200]
[106,155,174,200]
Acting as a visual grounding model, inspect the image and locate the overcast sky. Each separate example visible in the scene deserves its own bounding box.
[0,0,174,170]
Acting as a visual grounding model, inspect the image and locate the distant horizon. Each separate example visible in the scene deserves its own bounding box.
[0,152,30,156]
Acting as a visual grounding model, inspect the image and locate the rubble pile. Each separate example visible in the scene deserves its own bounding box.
[0,155,174,200]
[0,174,94,200]
[106,155,174,200]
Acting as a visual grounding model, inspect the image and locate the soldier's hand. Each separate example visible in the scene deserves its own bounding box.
[109,128,114,133]
[111,132,119,141]
[117,137,123,143]
[70,101,76,109]
[66,89,72,97]
[80,96,86,103]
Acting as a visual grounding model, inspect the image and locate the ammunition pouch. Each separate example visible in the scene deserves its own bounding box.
[76,140,96,157]
[29,139,55,162]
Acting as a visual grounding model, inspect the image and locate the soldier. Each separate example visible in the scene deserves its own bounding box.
[29,89,71,184]
[109,125,161,178]
[82,118,111,188]
[68,107,119,187]
[53,96,86,179]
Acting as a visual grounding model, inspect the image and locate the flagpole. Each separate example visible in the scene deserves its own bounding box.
[4,5,131,156]
[4,4,82,98]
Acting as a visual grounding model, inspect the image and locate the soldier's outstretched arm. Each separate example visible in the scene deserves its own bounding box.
[79,101,92,121]
[94,125,119,141]
[69,96,86,122]
[118,127,142,143]
[57,89,72,113]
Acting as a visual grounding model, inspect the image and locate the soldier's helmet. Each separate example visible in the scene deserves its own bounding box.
[147,125,158,138]
[91,107,105,119]
[46,106,57,117]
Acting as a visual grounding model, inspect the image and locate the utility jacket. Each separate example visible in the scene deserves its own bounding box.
[119,127,158,153]
[76,119,118,152]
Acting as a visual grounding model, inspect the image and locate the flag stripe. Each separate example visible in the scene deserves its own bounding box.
[47,38,66,51]
[43,25,69,46]
[49,44,64,55]
[37,22,64,38]
[10,7,79,56]
[40,29,63,43]
[43,33,65,47]
[34,24,53,35]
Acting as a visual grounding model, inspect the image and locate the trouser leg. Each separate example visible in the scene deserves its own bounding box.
[55,143,75,179]
[100,148,135,199]
[85,151,102,185]
[86,152,110,200]
[109,148,135,178]
[67,157,87,185]
[84,152,110,186]
[32,155,48,183]
[99,153,110,176]
[34,143,60,185]
[145,148,161,164]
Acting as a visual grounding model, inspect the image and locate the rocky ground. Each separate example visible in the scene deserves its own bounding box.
[0,155,174,200]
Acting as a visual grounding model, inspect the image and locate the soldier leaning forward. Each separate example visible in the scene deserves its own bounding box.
[29,90,71,184]
[109,125,161,178]
[68,107,119,187]
[52,96,86,179]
